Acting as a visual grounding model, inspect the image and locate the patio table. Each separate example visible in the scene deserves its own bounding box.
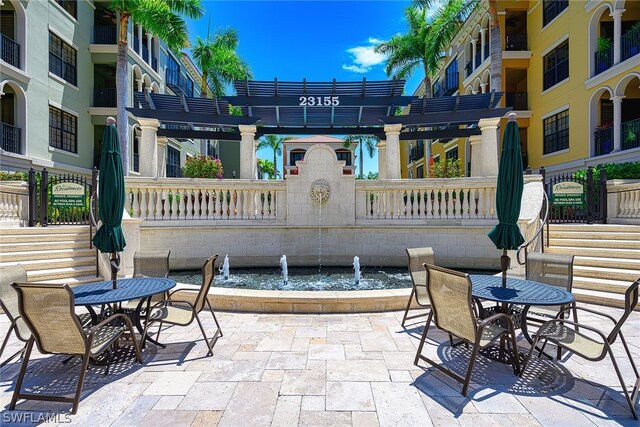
[72,277,176,348]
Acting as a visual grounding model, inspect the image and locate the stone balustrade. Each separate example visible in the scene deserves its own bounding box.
[607,180,640,223]
[0,181,28,226]
[125,177,287,222]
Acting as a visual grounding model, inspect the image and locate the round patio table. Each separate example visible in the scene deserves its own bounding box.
[73,277,176,347]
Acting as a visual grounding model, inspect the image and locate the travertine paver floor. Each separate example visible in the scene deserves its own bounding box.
[1,303,638,426]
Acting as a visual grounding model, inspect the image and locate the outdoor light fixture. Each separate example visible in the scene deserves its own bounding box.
[232,170,236,178]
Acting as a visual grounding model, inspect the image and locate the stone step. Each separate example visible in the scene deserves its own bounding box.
[548,238,640,249]
[27,265,97,282]
[548,231,640,241]
[0,232,90,244]
[573,256,640,270]
[573,265,640,283]
[0,248,96,262]
[573,276,635,294]
[0,240,91,252]
[0,256,95,272]
[548,224,640,233]
[573,288,627,310]
[41,275,103,286]
[546,246,640,260]
[0,225,90,235]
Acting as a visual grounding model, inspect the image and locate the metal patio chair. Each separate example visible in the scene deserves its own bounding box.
[122,250,171,310]
[401,247,434,327]
[0,265,30,367]
[521,278,640,420]
[414,264,521,396]
[142,254,222,356]
[9,282,142,414]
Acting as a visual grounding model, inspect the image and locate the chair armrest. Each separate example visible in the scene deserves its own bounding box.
[478,312,515,330]
[556,306,617,324]
[535,318,608,342]
[87,313,133,340]
[168,288,200,298]
[148,299,195,312]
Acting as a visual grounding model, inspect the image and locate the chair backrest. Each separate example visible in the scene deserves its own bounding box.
[526,252,574,292]
[194,254,218,313]
[0,265,31,341]
[608,277,639,343]
[424,264,476,343]
[406,248,434,305]
[133,250,171,278]
[12,283,87,355]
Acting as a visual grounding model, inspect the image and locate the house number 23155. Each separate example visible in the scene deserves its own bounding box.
[299,96,340,106]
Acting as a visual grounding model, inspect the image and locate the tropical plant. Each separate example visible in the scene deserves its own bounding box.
[109,0,204,175]
[0,171,28,181]
[182,155,224,179]
[574,162,640,181]
[429,158,463,178]
[257,158,276,179]
[191,27,253,97]
[256,135,293,179]
[342,135,378,179]
[597,36,612,55]
[366,171,379,180]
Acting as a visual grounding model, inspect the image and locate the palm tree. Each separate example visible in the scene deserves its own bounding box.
[256,135,293,179]
[191,27,253,98]
[342,135,378,179]
[109,0,204,175]
[257,158,275,179]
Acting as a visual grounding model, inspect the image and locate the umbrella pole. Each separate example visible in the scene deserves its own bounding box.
[501,249,509,288]
[110,252,118,289]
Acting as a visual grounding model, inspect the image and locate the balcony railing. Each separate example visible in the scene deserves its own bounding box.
[133,36,140,53]
[1,122,21,154]
[622,26,640,62]
[622,118,640,151]
[594,127,613,156]
[474,50,482,70]
[505,92,528,110]
[152,56,158,71]
[141,43,149,63]
[1,34,20,68]
[93,25,116,44]
[93,88,117,107]
[594,47,613,76]
[465,60,472,77]
[433,72,458,97]
[505,34,527,51]
[166,69,194,97]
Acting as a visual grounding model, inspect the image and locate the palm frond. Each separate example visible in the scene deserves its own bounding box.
[166,0,205,19]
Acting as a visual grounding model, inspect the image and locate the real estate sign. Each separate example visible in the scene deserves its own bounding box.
[552,181,585,206]
[51,182,85,207]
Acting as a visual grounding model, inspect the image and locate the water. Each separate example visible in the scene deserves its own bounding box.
[318,203,322,275]
[353,256,361,284]
[280,255,288,284]
[219,254,230,280]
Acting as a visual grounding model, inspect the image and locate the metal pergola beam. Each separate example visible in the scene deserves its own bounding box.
[255,127,385,138]
[399,128,482,141]
[157,128,242,141]
[380,108,511,126]
[126,108,259,126]
[222,95,414,107]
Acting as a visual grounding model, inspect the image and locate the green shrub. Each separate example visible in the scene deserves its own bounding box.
[574,162,640,181]
[428,158,463,178]
[182,156,224,179]
[0,171,28,181]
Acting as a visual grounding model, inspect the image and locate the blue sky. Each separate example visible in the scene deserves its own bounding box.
[187,0,422,175]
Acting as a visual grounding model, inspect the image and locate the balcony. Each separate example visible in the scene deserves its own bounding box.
[166,69,194,97]
[505,34,527,51]
[465,60,472,78]
[433,72,458,98]
[594,47,613,76]
[141,43,149,63]
[505,92,528,110]
[93,25,116,44]
[93,88,116,107]
[1,33,20,68]
[594,127,613,156]
[133,36,140,53]
[622,26,640,62]
[622,118,640,151]
[0,122,21,154]
[474,50,481,70]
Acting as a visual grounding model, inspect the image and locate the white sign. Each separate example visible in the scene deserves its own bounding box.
[299,96,340,107]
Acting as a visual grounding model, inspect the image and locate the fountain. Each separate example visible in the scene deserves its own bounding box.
[353,256,361,284]
[219,254,230,280]
[310,179,331,275]
[280,255,289,285]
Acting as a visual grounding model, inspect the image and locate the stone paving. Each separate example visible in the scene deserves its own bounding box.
[1,303,638,426]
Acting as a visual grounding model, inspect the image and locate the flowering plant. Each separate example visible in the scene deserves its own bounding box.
[183,155,224,179]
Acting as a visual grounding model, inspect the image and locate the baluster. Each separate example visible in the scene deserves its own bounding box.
[489,187,496,218]
[221,190,228,219]
[634,191,640,218]
[476,188,484,218]
[152,189,161,220]
[170,189,178,219]
[185,189,193,220]
[462,189,469,219]
[138,188,148,220]
[130,188,139,218]
[177,189,185,219]
[194,189,202,219]
[214,190,221,219]
[205,190,213,220]
[239,190,246,219]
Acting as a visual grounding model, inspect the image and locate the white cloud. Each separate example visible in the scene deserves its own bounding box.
[342,37,386,74]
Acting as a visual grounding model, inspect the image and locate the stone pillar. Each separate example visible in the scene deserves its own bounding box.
[239,125,257,179]
[469,135,482,177]
[611,9,624,65]
[147,33,153,63]
[138,118,160,177]
[480,83,487,94]
[377,140,386,179]
[136,79,144,92]
[471,39,478,70]
[612,95,624,152]
[480,29,486,61]
[384,124,402,180]
[137,25,143,56]
[476,117,501,176]
[156,136,167,178]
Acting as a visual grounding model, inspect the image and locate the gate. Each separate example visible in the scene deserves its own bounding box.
[546,166,607,224]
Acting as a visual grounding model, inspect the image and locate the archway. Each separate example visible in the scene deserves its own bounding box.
[589,87,614,156]
[0,80,27,154]
[615,73,640,151]
[588,3,614,77]
[0,1,26,71]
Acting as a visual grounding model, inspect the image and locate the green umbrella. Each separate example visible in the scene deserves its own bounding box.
[487,113,525,287]
[92,117,126,289]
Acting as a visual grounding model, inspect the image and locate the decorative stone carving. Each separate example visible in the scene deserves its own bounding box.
[310,179,331,204]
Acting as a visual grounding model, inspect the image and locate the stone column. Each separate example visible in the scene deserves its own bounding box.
[469,135,482,177]
[611,9,624,65]
[147,33,153,64]
[471,39,478,70]
[136,79,144,92]
[377,140,386,179]
[480,83,487,94]
[156,136,167,178]
[239,125,257,179]
[612,95,624,152]
[476,117,501,176]
[138,118,160,177]
[137,25,143,56]
[480,29,486,61]
[384,124,402,180]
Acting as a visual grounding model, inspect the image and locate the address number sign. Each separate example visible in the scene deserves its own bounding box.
[299,96,340,106]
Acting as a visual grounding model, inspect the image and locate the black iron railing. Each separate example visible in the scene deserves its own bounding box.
[141,43,149,63]
[93,88,117,107]
[622,26,640,62]
[93,25,116,44]
[465,60,472,77]
[474,50,482,69]
[594,47,613,76]
[1,122,21,154]
[594,127,613,156]
[152,56,158,71]
[505,33,527,51]
[505,92,528,110]
[433,72,458,97]
[166,69,194,97]
[133,36,140,53]
[622,118,640,151]
[1,34,20,68]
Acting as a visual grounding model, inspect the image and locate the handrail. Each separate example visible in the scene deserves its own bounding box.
[516,189,549,266]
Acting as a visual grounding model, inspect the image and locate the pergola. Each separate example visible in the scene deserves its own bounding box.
[127,79,510,178]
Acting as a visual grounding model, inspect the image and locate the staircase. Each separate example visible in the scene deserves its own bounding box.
[545,224,640,309]
[0,226,101,285]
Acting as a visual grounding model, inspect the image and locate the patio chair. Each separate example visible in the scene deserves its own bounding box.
[521,278,640,420]
[9,282,142,414]
[122,250,171,310]
[0,265,30,367]
[401,247,434,326]
[142,254,222,356]
[414,264,521,396]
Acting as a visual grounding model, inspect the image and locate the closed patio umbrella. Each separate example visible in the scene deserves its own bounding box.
[487,113,525,287]
[92,117,126,289]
